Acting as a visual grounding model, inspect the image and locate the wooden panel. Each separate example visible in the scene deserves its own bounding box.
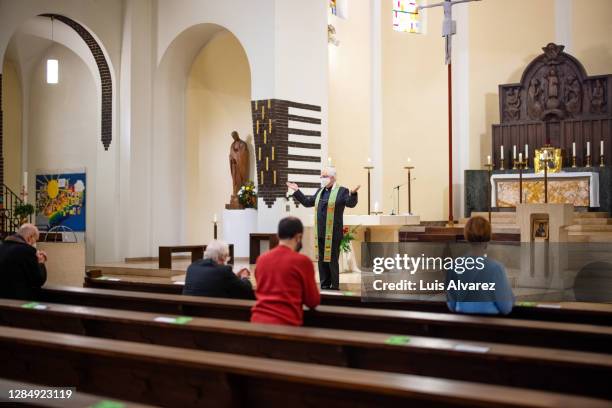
[0,300,610,399]
[3,326,609,408]
[38,286,612,353]
[82,277,612,326]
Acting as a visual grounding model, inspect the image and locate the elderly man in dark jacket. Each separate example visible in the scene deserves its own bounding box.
[0,224,47,300]
[183,240,254,300]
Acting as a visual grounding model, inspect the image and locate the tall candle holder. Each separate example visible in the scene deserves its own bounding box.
[512,158,518,170]
[403,166,415,215]
[212,220,218,239]
[600,154,605,168]
[516,158,527,204]
[484,163,494,223]
[571,155,577,168]
[586,155,592,168]
[539,153,554,204]
[364,165,374,215]
[499,157,505,171]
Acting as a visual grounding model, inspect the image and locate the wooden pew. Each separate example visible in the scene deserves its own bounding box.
[83,276,612,326]
[0,298,611,399]
[0,326,609,408]
[40,285,612,353]
[0,378,153,407]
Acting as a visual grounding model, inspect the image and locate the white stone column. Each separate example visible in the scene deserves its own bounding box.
[452,4,471,219]
[556,0,573,52]
[118,0,155,259]
[370,0,383,212]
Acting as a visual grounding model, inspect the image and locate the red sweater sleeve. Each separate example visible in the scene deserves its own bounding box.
[300,256,320,309]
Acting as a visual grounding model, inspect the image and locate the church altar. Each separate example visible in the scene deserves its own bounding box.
[302,214,420,267]
[491,171,599,208]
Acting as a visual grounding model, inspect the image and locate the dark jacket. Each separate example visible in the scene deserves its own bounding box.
[183,258,254,300]
[293,185,358,256]
[0,234,47,300]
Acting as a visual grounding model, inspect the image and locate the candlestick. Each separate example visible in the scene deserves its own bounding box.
[601,140,604,156]
[500,145,505,170]
[212,213,218,240]
[484,162,494,223]
[487,155,491,165]
[524,144,529,169]
[363,163,375,214]
[513,145,517,160]
[516,158,527,204]
[600,154,605,167]
[586,154,592,168]
[23,172,28,195]
[587,142,590,157]
[404,165,415,215]
[572,142,576,157]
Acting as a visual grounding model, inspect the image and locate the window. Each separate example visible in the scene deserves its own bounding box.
[392,0,422,33]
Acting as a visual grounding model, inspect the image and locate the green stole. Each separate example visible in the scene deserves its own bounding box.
[314,185,341,262]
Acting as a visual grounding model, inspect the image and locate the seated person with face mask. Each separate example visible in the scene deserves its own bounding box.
[251,216,320,326]
[183,240,254,300]
[0,223,48,300]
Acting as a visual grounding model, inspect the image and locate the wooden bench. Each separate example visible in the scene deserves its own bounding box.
[249,233,278,264]
[0,326,608,408]
[0,298,610,399]
[158,244,234,268]
[0,377,153,407]
[83,277,612,326]
[40,285,612,353]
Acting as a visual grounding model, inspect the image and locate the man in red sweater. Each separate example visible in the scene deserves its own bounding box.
[251,217,320,326]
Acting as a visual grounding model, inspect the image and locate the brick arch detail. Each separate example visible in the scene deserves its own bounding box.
[40,14,113,150]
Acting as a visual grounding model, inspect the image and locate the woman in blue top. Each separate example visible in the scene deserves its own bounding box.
[446,216,515,315]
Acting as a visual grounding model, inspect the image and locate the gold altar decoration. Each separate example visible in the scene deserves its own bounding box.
[534,146,562,173]
[496,178,590,207]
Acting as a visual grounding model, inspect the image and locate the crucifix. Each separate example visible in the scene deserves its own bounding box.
[418,0,481,226]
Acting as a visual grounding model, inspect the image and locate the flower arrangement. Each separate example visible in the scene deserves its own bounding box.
[339,225,360,253]
[237,181,257,208]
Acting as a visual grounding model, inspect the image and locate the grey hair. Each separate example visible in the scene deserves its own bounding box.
[204,240,230,261]
[324,166,337,178]
[18,223,39,240]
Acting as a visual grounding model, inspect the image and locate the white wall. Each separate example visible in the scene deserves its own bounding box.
[28,43,97,262]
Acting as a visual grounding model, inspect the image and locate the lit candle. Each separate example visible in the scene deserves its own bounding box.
[374,202,379,213]
[525,144,529,159]
[587,142,591,156]
[213,213,218,223]
[601,140,604,156]
[407,157,411,163]
[572,142,576,157]
[500,145,504,160]
[367,157,372,165]
[513,145,517,159]
[487,155,491,165]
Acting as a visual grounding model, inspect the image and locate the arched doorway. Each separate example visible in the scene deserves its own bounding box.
[152,24,252,248]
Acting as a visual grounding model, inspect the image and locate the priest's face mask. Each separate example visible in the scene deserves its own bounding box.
[320,170,335,188]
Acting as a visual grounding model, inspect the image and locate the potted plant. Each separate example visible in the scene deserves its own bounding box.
[237,181,257,209]
[14,203,35,225]
[339,225,361,273]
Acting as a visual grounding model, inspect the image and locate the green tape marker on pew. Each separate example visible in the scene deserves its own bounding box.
[89,400,125,408]
[385,335,411,346]
[516,301,537,307]
[343,291,356,296]
[21,302,48,310]
[154,316,193,325]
